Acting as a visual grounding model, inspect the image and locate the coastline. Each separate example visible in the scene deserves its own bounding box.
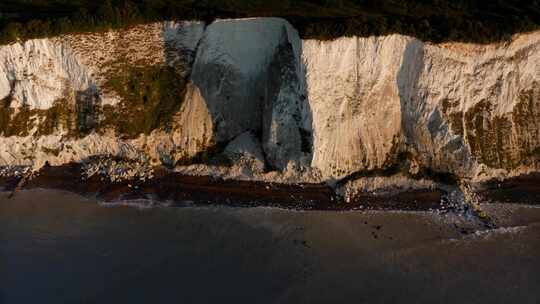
[2,163,538,211]
[0,163,444,211]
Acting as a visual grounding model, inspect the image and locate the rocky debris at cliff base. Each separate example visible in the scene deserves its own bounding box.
[81,157,154,183]
[9,162,336,209]
[173,161,324,185]
[337,174,438,201]
[0,166,31,178]
[0,162,455,211]
[1,160,538,216]
[175,130,323,184]
[0,166,30,190]
[334,174,449,211]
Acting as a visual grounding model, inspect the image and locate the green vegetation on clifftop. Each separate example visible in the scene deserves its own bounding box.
[1,0,540,44]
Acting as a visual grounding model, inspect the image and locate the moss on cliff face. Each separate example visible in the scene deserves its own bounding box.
[0,97,15,136]
[465,100,511,168]
[464,88,540,169]
[0,91,100,138]
[100,65,187,139]
[0,96,33,137]
[441,98,465,137]
[0,64,187,140]
[513,87,540,161]
[35,97,81,137]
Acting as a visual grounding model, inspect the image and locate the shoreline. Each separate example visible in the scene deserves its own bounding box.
[1,163,539,211]
[0,163,447,211]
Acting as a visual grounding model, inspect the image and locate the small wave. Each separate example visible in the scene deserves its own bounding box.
[471,225,527,237]
[444,225,528,243]
[98,199,174,210]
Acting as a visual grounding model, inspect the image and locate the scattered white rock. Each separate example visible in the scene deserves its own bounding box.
[81,157,153,183]
[337,174,438,202]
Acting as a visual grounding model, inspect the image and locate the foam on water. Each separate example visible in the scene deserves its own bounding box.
[98,199,174,210]
[471,225,528,237]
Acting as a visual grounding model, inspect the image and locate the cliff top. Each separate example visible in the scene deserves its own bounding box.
[1,0,540,45]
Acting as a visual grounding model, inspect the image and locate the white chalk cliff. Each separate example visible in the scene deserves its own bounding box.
[0,18,539,185]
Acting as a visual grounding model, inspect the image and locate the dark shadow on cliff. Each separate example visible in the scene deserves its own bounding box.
[261,24,315,170]
[176,21,314,171]
[395,37,471,179]
[396,38,426,157]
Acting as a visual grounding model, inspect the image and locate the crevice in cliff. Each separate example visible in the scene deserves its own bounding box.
[166,21,208,80]
[190,22,209,74]
[261,25,307,170]
[396,38,426,162]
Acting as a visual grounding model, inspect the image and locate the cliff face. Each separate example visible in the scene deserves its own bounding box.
[304,34,540,180]
[0,18,539,185]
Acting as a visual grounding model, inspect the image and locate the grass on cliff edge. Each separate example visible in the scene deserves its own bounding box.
[1,0,540,44]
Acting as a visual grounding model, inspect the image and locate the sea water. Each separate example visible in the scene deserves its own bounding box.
[1,189,539,304]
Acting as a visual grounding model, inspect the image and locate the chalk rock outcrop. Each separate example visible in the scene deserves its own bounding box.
[191,18,307,169]
[303,32,540,181]
[0,39,95,110]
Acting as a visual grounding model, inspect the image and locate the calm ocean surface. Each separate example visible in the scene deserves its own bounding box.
[1,189,539,304]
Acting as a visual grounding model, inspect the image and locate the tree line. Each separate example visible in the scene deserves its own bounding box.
[1,0,539,44]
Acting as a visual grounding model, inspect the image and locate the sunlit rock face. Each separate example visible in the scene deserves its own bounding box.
[0,21,209,167]
[303,32,540,181]
[0,17,539,184]
[414,37,540,178]
[0,39,96,110]
[302,36,412,179]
